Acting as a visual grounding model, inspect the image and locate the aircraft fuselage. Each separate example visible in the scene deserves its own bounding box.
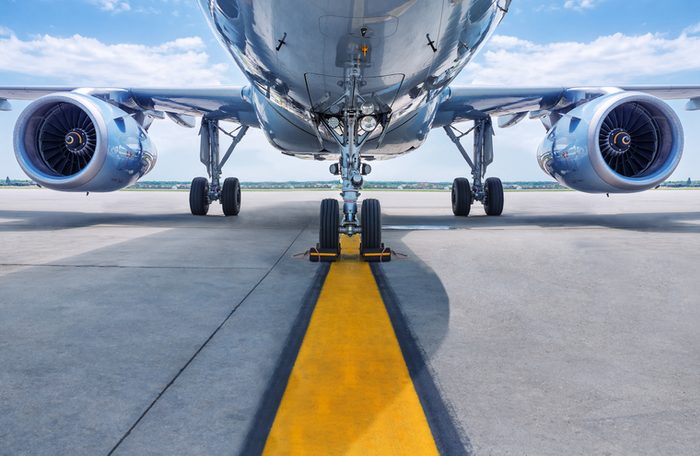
[198,0,508,159]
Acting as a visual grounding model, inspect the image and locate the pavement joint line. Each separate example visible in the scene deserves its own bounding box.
[259,236,444,455]
[106,224,309,456]
[0,224,296,233]
[0,225,301,231]
[0,264,270,270]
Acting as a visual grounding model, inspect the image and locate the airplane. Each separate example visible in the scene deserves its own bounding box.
[2,0,699,261]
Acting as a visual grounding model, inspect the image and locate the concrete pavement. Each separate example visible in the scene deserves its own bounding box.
[0,189,698,455]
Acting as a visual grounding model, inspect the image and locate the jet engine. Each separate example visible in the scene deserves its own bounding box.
[537,92,683,193]
[14,92,157,192]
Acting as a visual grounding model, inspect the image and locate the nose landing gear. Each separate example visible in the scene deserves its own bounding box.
[309,66,391,263]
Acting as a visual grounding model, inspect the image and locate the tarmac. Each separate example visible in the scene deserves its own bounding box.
[0,188,698,455]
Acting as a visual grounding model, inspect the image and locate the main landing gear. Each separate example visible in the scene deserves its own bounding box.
[190,118,248,216]
[445,117,504,217]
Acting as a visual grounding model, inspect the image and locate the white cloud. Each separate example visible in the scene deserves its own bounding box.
[464,31,700,86]
[564,0,599,11]
[92,0,132,13]
[683,22,700,36]
[0,33,229,86]
[0,26,14,37]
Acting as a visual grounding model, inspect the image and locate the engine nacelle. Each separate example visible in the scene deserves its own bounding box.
[537,92,683,193]
[14,92,157,192]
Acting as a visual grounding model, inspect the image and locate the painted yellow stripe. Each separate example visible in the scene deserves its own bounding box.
[263,236,439,455]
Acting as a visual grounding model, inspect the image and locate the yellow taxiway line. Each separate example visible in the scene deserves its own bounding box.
[263,236,439,455]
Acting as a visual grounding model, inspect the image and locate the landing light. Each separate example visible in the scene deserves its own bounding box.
[360,102,375,116]
[327,117,340,129]
[360,116,377,132]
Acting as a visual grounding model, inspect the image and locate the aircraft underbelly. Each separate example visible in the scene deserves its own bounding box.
[200,0,507,156]
[252,1,444,113]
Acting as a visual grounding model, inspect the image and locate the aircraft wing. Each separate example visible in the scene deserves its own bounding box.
[434,85,700,128]
[0,86,259,127]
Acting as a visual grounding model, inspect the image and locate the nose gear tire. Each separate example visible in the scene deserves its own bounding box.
[319,199,340,250]
[361,199,382,250]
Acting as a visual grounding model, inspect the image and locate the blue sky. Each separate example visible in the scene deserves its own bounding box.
[1,0,700,182]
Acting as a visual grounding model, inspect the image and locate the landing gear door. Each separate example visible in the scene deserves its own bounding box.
[304,73,405,116]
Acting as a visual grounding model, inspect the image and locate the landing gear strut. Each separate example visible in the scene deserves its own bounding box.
[445,117,504,217]
[190,118,248,216]
[309,65,390,262]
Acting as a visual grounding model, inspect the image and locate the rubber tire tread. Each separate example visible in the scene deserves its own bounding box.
[189,177,210,216]
[452,177,471,216]
[222,177,241,216]
[361,199,382,250]
[319,199,340,250]
[484,177,504,216]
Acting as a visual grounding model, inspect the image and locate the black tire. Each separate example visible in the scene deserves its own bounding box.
[319,199,340,250]
[222,177,241,216]
[484,177,504,216]
[452,177,472,216]
[361,199,382,250]
[189,177,210,216]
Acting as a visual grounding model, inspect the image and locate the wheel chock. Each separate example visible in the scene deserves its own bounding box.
[309,245,340,263]
[360,244,392,263]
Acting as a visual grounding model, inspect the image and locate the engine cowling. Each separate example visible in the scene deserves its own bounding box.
[537,92,683,193]
[14,92,157,192]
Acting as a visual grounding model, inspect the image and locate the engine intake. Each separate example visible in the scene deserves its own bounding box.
[14,92,157,192]
[537,92,683,193]
[37,103,98,177]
